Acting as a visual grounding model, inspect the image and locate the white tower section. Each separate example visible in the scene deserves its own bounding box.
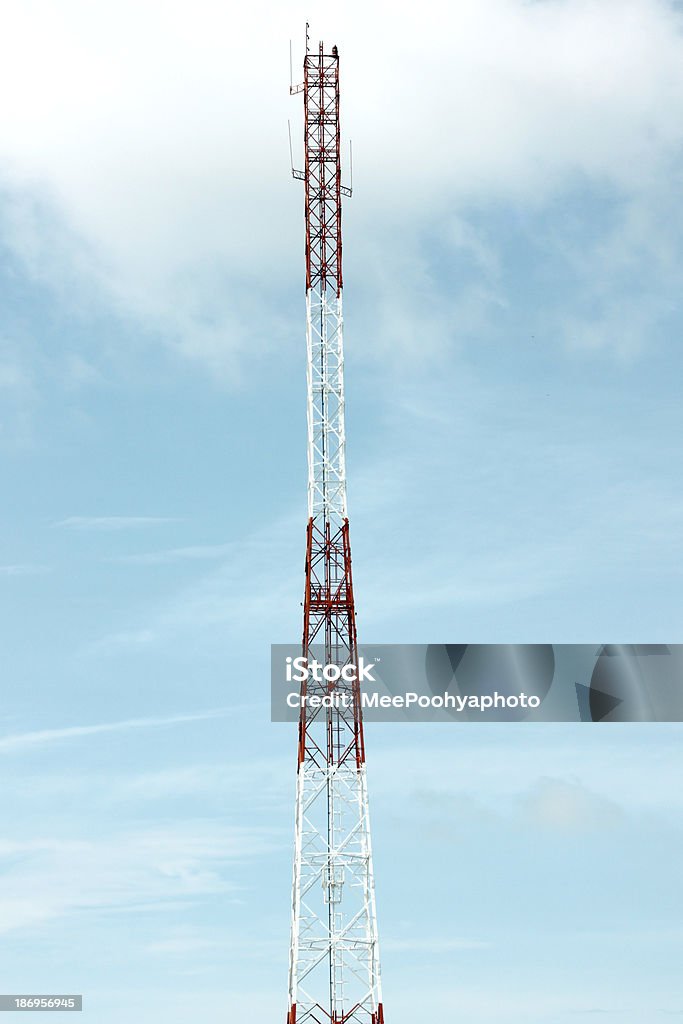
[306,289,347,520]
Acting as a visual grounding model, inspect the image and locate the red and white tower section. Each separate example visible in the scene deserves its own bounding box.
[286,33,386,1024]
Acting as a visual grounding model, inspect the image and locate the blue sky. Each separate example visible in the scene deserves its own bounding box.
[1,1,683,1021]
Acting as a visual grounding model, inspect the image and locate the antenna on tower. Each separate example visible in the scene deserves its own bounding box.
[288,119,305,182]
[289,34,304,95]
[341,136,353,197]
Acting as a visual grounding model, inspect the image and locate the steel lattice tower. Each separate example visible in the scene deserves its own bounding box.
[285,29,386,1024]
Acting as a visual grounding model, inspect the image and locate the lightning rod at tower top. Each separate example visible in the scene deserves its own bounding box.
[284,25,387,1024]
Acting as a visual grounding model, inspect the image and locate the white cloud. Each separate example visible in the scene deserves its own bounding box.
[368,726,683,817]
[54,515,180,530]
[141,929,282,958]
[88,512,302,651]
[0,339,38,445]
[521,776,625,831]
[112,542,234,565]
[1,1,682,370]
[0,563,50,577]
[115,758,289,805]
[0,821,276,934]
[383,936,491,953]
[0,708,233,754]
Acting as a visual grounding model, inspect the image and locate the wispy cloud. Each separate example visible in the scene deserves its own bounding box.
[521,777,625,833]
[54,516,180,530]
[0,756,290,818]
[0,563,50,576]
[112,757,288,806]
[368,728,683,816]
[93,627,159,649]
[88,514,301,653]
[0,821,278,934]
[0,709,235,755]
[0,338,37,447]
[112,543,233,565]
[141,930,282,958]
[383,936,491,953]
